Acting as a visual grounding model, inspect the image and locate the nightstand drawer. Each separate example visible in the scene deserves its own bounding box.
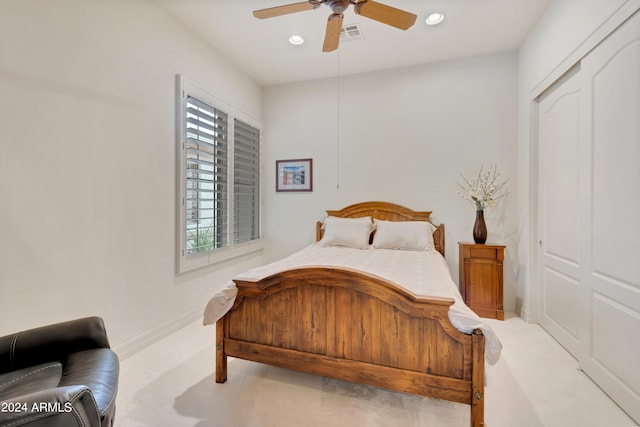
[469,247,497,259]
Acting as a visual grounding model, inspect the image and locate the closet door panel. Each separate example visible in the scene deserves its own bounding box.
[542,268,579,339]
[537,65,582,356]
[591,291,640,397]
[590,35,640,285]
[580,10,640,423]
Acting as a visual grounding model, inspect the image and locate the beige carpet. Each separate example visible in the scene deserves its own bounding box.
[117,314,637,427]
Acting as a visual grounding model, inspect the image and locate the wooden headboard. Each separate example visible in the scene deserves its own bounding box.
[315,201,445,256]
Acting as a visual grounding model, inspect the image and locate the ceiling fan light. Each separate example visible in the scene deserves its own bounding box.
[425,12,444,26]
[289,35,305,45]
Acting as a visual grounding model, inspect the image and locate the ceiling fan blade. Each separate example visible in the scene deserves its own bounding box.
[353,0,417,30]
[253,1,319,19]
[322,13,343,52]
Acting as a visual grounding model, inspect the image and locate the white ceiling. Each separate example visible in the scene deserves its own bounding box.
[155,0,551,86]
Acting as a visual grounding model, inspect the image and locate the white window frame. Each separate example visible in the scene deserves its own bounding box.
[177,76,263,273]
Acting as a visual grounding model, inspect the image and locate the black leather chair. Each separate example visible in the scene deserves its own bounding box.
[0,317,119,427]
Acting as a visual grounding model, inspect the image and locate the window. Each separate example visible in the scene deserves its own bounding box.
[178,77,262,272]
[233,119,261,244]
[184,96,228,254]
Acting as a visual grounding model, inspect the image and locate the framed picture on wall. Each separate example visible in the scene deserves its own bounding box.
[276,158,313,192]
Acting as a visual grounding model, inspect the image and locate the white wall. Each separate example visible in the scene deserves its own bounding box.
[262,52,520,312]
[516,0,636,320]
[0,0,263,351]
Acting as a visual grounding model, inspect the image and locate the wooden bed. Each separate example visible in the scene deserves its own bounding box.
[215,201,486,427]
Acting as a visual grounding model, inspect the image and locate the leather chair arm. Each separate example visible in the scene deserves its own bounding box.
[0,385,100,427]
[0,317,111,375]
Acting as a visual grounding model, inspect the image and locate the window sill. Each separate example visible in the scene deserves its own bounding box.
[179,239,263,273]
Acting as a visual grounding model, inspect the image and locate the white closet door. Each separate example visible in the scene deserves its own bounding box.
[579,10,640,423]
[537,10,640,424]
[537,65,583,358]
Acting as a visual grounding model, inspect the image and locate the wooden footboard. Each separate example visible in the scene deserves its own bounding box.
[216,267,485,427]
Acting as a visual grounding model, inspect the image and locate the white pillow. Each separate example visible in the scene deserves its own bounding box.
[372,219,436,251]
[319,216,374,249]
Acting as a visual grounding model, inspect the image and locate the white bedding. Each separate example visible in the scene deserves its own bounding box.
[203,244,502,364]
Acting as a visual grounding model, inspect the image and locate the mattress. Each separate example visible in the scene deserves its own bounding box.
[203,244,502,364]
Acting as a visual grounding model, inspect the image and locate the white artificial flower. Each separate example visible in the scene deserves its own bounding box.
[457,165,509,211]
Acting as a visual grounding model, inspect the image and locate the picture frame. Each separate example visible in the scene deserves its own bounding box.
[276,158,313,192]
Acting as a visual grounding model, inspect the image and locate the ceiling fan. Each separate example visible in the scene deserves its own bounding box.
[253,0,417,52]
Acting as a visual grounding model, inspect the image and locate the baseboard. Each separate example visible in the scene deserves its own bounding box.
[114,306,204,360]
[519,307,532,323]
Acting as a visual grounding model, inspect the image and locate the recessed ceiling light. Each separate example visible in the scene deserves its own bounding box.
[289,35,304,45]
[425,12,444,26]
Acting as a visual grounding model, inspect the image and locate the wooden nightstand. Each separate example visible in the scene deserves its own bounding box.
[458,242,505,320]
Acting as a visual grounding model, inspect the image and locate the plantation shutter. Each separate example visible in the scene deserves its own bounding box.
[233,119,260,244]
[184,96,228,254]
